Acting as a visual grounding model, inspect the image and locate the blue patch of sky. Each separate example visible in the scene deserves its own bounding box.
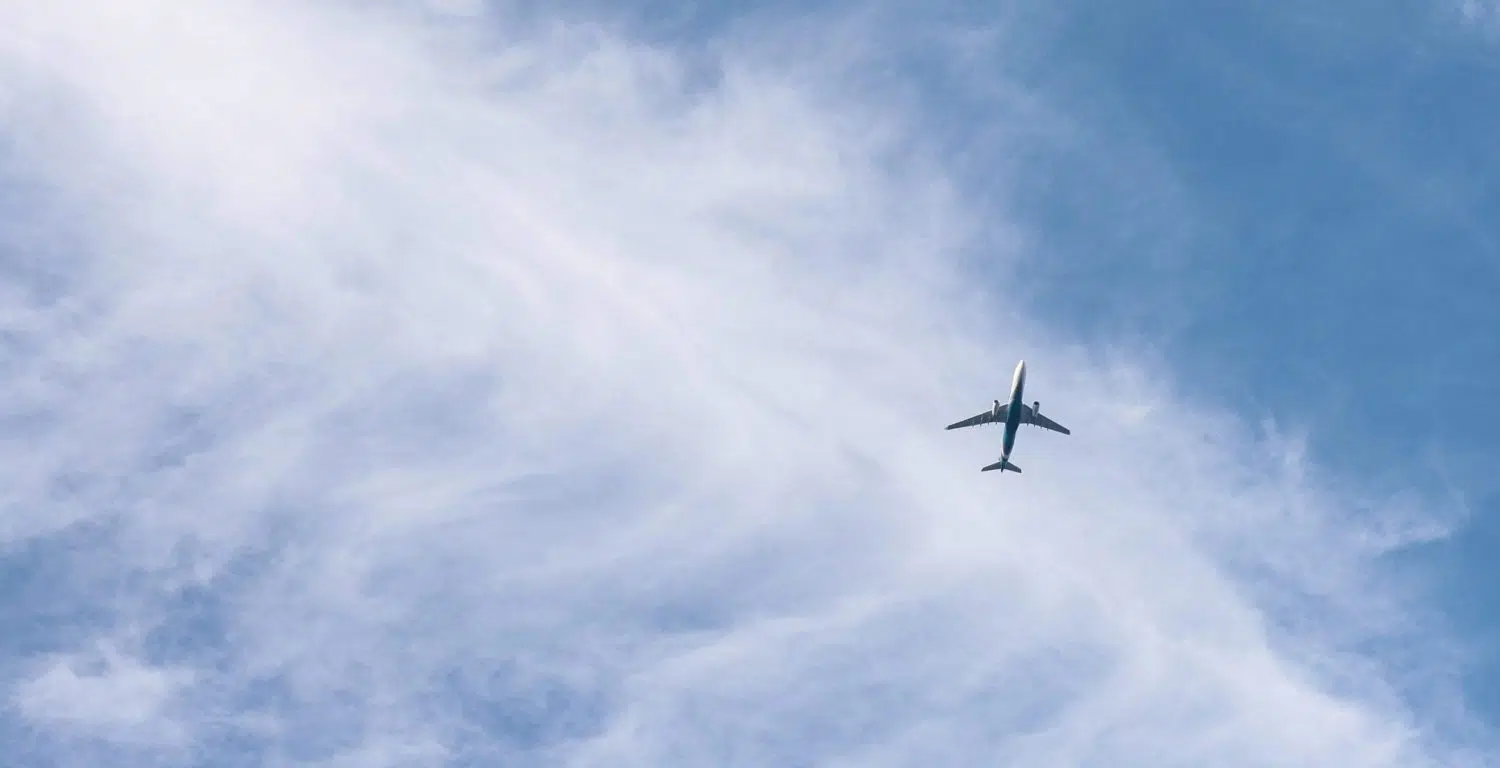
[0,518,123,661]
[982,1,1500,726]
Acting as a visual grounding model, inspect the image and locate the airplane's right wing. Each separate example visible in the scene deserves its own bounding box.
[1026,408,1071,435]
[946,405,1006,430]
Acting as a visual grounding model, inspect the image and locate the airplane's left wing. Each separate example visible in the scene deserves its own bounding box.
[1025,407,1071,435]
[946,405,1005,430]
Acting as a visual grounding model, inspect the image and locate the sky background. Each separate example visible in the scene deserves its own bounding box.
[0,1,1498,766]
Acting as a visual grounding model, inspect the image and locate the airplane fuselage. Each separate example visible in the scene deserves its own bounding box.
[1002,359,1026,459]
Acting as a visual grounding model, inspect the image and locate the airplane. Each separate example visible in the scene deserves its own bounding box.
[944,359,1070,473]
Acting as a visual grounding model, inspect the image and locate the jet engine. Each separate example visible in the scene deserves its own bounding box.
[1033,400,1041,417]
[992,399,1001,418]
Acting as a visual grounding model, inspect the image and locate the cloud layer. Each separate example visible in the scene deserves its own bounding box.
[0,2,1482,766]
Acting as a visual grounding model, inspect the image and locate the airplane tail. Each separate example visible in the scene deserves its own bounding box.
[981,458,1022,473]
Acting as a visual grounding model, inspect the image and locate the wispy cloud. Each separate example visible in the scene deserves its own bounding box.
[1461,0,1499,23]
[15,643,191,745]
[0,1,1481,765]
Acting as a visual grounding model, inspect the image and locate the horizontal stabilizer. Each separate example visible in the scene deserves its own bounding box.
[981,458,1022,473]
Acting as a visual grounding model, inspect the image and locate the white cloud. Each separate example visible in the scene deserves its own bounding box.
[1461,0,1497,22]
[0,1,1481,766]
[1455,0,1500,33]
[14,643,190,746]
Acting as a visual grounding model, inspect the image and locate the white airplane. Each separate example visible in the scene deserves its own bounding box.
[944,360,1070,473]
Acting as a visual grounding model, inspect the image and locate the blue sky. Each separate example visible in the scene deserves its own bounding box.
[996,0,1500,719]
[0,1,1498,765]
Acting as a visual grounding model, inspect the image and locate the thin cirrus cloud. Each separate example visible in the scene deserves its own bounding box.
[0,1,1481,766]
[1461,0,1500,24]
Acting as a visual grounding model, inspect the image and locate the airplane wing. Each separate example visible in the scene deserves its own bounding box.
[1024,406,1071,435]
[946,405,1007,430]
